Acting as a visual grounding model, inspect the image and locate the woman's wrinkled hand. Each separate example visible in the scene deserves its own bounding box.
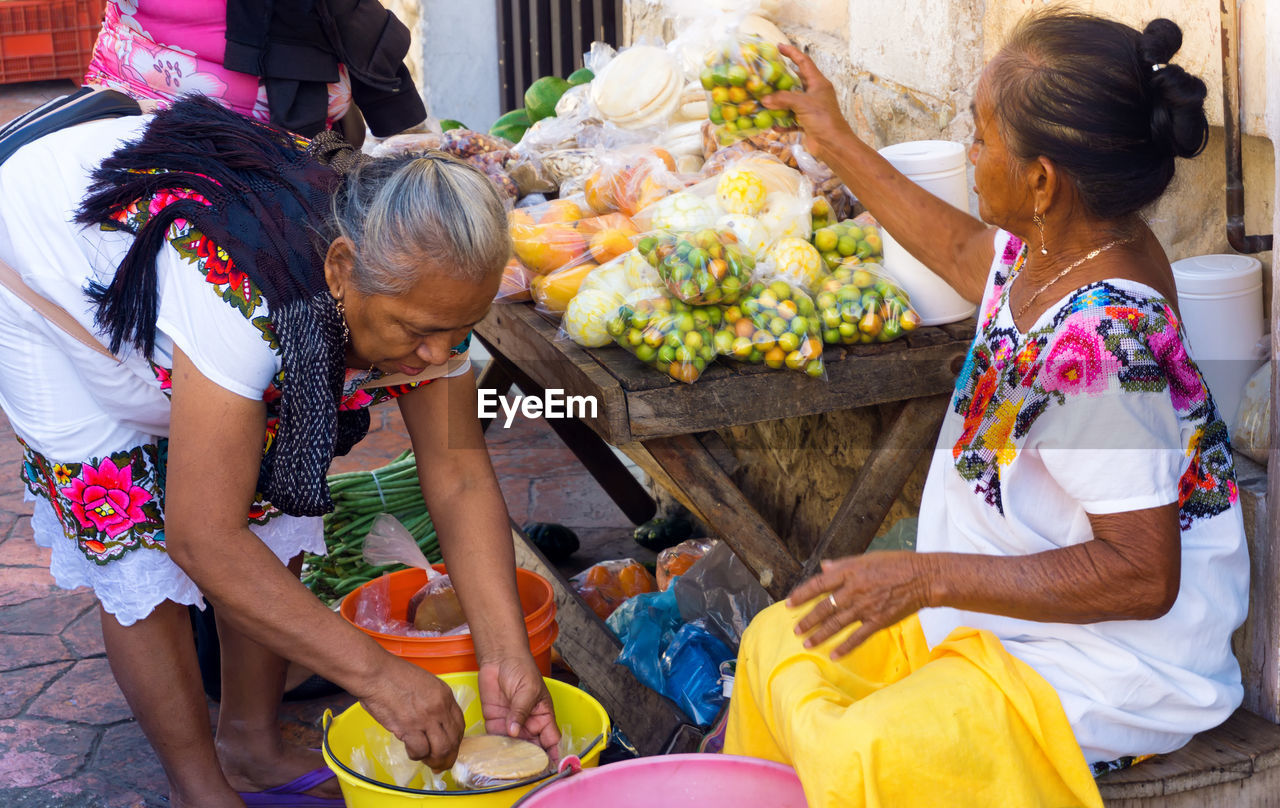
[359,658,466,771]
[761,44,856,165]
[478,656,562,760]
[787,551,935,658]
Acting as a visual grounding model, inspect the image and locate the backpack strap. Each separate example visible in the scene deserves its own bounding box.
[0,86,142,166]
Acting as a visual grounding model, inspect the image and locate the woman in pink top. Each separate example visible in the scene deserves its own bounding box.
[85,0,353,127]
[85,0,426,142]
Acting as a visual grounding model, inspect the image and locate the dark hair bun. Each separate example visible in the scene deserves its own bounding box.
[1142,19,1208,160]
[1138,18,1182,65]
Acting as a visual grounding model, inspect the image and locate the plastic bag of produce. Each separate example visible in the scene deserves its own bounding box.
[570,558,659,620]
[508,197,593,277]
[638,228,754,305]
[811,212,885,272]
[607,289,721,383]
[495,258,533,303]
[1233,361,1270,464]
[759,236,825,291]
[556,251,662,347]
[657,538,717,591]
[701,36,800,146]
[813,261,920,345]
[652,151,810,255]
[408,575,467,633]
[719,278,826,378]
[582,146,684,217]
[530,210,642,317]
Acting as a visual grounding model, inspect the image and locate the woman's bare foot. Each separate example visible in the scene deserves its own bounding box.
[216,731,343,799]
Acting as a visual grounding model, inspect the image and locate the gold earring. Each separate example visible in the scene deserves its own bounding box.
[1032,212,1048,256]
[335,298,350,343]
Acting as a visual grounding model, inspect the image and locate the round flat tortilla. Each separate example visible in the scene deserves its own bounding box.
[593,47,678,119]
[455,735,549,781]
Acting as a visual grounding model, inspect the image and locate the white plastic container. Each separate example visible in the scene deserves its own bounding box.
[1170,253,1265,427]
[877,140,977,325]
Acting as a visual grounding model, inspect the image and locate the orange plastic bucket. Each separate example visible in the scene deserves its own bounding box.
[340,566,558,675]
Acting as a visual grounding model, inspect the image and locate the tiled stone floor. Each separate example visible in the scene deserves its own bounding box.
[0,79,645,807]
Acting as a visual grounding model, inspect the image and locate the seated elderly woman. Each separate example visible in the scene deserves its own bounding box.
[726,11,1248,808]
[0,98,555,807]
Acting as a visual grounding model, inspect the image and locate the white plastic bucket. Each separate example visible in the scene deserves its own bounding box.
[1171,253,1265,427]
[877,141,977,325]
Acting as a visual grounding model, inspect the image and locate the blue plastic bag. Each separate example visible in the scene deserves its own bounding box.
[610,587,734,727]
[660,619,734,726]
[611,589,683,702]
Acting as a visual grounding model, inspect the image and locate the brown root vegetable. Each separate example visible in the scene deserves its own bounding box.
[408,576,468,632]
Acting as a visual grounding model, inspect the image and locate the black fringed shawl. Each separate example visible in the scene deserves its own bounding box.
[76,96,369,516]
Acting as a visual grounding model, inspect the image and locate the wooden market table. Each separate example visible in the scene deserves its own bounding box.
[478,301,974,754]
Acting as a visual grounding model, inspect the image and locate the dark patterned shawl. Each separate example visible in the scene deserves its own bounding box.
[76,96,369,517]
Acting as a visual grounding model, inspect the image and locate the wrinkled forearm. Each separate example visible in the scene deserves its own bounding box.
[918,538,1179,624]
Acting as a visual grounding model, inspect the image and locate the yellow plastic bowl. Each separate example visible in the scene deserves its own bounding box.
[322,672,610,808]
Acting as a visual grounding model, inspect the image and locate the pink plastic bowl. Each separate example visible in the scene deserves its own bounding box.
[514,754,808,807]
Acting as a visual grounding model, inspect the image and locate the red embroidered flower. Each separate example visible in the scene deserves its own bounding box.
[1105,306,1144,329]
[955,366,998,458]
[59,457,152,538]
[195,236,253,299]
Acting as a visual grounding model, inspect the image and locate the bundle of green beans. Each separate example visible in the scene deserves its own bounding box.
[302,450,443,605]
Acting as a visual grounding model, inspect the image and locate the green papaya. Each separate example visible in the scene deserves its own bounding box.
[633,515,695,553]
[439,119,467,131]
[489,108,531,143]
[567,67,595,86]
[524,76,572,122]
[522,522,579,563]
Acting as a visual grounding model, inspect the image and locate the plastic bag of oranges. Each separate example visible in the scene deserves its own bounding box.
[656,538,716,591]
[714,278,826,379]
[582,146,684,218]
[570,558,658,620]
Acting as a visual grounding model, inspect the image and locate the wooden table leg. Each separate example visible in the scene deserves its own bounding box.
[639,433,803,600]
[508,525,701,755]
[801,394,950,577]
[486,352,656,525]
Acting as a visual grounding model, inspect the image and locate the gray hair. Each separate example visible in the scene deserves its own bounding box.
[331,152,511,296]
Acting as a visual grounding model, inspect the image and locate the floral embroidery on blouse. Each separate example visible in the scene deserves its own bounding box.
[20,439,166,564]
[950,238,1236,527]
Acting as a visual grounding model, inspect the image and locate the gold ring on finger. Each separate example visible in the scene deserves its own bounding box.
[827,592,839,611]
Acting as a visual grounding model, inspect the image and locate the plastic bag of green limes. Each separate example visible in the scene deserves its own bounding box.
[701,36,801,147]
[810,215,885,272]
[813,262,922,345]
[712,279,826,379]
[607,289,722,384]
[638,228,754,306]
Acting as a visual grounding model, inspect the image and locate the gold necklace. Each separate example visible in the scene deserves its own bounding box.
[1014,237,1135,320]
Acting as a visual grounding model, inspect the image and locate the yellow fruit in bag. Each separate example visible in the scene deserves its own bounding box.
[716,168,768,215]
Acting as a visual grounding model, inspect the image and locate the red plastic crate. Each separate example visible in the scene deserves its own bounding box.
[0,0,107,85]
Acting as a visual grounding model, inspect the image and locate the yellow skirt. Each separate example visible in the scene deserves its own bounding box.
[725,602,1103,808]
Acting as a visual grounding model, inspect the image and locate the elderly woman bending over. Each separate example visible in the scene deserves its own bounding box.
[0,98,554,807]
[726,12,1248,808]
